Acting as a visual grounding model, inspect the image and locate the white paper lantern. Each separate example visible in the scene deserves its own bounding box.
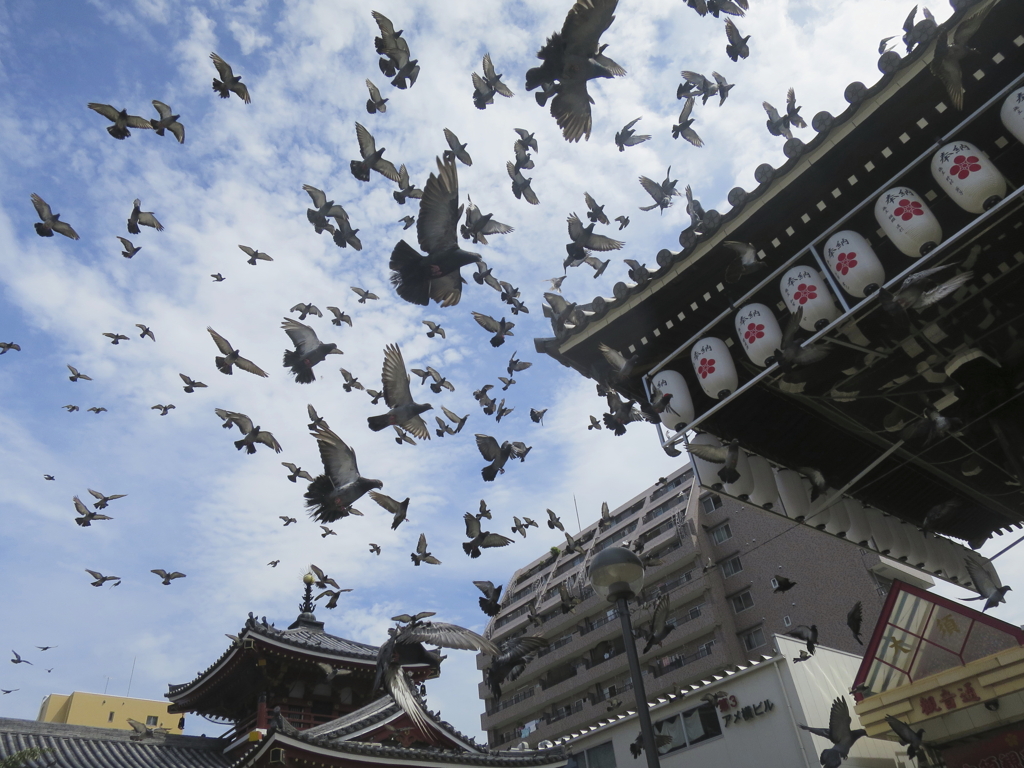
[734,303,784,367]
[841,501,872,546]
[823,497,851,537]
[688,433,725,490]
[779,266,839,331]
[884,515,914,562]
[649,369,694,431]
[1000,87,1024,145]
[724,450,754,500]
[822,230,886,298]
[874,187,942,257]
[931,141,1006,214]
[775,469,810,521]
[807,490,835,531]
[746,455,778,510]
[690,337,737,400]
[862,506,893,554]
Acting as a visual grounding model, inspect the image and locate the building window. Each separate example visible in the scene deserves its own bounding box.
[783,615,792,627]
[731,591,754,614]
[146,716,159,726]
[722,556,742,577]
[584,742,617,768]
[653,703,723,754]
[709,523,732,544]
[742,627,766,651]
[108,711,114,723]
[700,495,722,514]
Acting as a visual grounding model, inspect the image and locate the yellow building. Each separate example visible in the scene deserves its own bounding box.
[37,691,183,734]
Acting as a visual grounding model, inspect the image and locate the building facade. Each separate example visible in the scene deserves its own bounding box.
[477,466,933,749]
[36,692,183,734]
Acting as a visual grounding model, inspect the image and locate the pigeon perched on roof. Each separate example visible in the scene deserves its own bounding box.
[639,168,680,212]
[127,199,163,235]
[884,716,926,762]
[350,123,401,183]
[963,558,1011,611]
[614,117,650,151]
[210,53,251,102]
[87,103,152,139]
[485,635,549,701]
[525,0,624,142]
[305,426,382,523]
[208,327,268,377]
[390,156,480,307]
[902,5,937,53]
[367,344,432,439]
[31,194,79,240]
[799,697,867,768]
[281,318,343,384]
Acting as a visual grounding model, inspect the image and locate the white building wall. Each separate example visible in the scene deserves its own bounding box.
[559,640,903,768]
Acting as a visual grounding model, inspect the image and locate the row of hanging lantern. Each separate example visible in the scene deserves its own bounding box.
[685,434,982,585]
[652,89,1019,435]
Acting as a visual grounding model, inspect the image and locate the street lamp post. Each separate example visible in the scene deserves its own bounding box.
[588,547,661,768]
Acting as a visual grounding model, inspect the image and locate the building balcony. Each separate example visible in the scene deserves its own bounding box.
[481,684,544,730]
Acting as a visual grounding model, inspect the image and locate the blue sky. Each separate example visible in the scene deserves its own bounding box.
[1,0,1016,742]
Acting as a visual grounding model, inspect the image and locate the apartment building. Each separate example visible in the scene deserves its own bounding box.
[477,465,934,748]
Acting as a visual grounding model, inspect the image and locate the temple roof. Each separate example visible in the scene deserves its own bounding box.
[0,717,230,768]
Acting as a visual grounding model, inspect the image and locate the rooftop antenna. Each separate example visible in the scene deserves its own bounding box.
[573,494,582,533]
[103,676,111,695]
[126,656,137,697]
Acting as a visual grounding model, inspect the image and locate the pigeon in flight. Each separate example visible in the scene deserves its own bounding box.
[281,318,343,384]
[210,53,251,102]
[640,594,675,654]
[280,516,297,526]
[598,343,637,379]
[614,117,651,151]
[238,245,271,265]
[103,333,129,345]
[507,353,532,377]
[473,53,515,109]
[639,167,680,212]
[393,425,416,445]
[963,558,1011,611]
[847,602,864,644]
[763,100,793,139]
[367,344,432,439]
[372,11,419,88]
[773,576,797,593]
[127,199,163,235]
[321,525,337,538]
[226,415,282,456]
[305,426,382,523]
[671,96,703,146]
[281,463,314,483]
[327,307,353,327]
[785,624,818,655]
[474,581,503,616]
[179,374,206,393]
[547,508,564,531]
[289,304,322,321]
[566,213,624,265]
[62,405,78,412]
[786,87,807,129]
[799,697,867,768]
[921,499,962,535]
[370,491,410,530]
[410,533,441,566]
[86,489,126,510]
[149,100,184,143]
[390,156,481,307]
[87,407,107,414]
[583,192,610,225]
[603,391,643,436]
[525,0,624,142]
[0,342,20,354]
[135,324,155,341]
[207,328,268,377]
[902,5,937,53]
[117,237,140,258]
[775,306,829,372]
[687,438,741,484]
[476,434,527,481]
[339,368,364,393]
[151,569,186,585]
[350,122,401,183]
[31,194,79,240]
[530,408,547,424]
[463,513,514,558]
[506,162,540,205]
[316,588,353,609]
[211,273,225,282]
[369,543,381,555]
[930,1,995,110]
[485,635,549,701]
[365,78,388,113]
[151,404,175,416]
[440,406,468,434]
[472,313,515,348]
[722,240,765,283]
[885,716,925,762]
[724,18,750,60]
[302,184,344,235]
[85,570,119,587]
[461,197,513,245]
[422,320,445,339]
[87,103,152,139]
[514,128,538,154]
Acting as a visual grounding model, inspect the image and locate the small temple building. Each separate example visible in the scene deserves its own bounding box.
[0,576,568,768]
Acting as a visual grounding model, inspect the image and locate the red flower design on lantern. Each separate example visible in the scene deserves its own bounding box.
[893,199,924,221]
[697,358,716,379]
[744,323,765,344]
[835,251,858,276]
[949,155,982,180]
[792,283,817,305]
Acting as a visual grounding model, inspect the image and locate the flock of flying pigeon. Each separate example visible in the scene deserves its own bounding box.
[5,0,1005,756]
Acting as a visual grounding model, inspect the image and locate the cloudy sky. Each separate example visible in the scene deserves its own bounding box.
[1,0,1018,742]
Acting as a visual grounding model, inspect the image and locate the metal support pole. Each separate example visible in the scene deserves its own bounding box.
[616,596,660,768]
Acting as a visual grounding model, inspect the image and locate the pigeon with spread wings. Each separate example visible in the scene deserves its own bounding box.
[463,513,514,558]
[367,344,432,440]
[472,313,514,348]
[486,635,549,701]
[281,318,343,384]
[87,103,152,140]
[304,426,383,523]
[31,194,80,240]
[390,155,480,307]
[350,122,401,183]
[210,53,251,103]
[207,327,268,377]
